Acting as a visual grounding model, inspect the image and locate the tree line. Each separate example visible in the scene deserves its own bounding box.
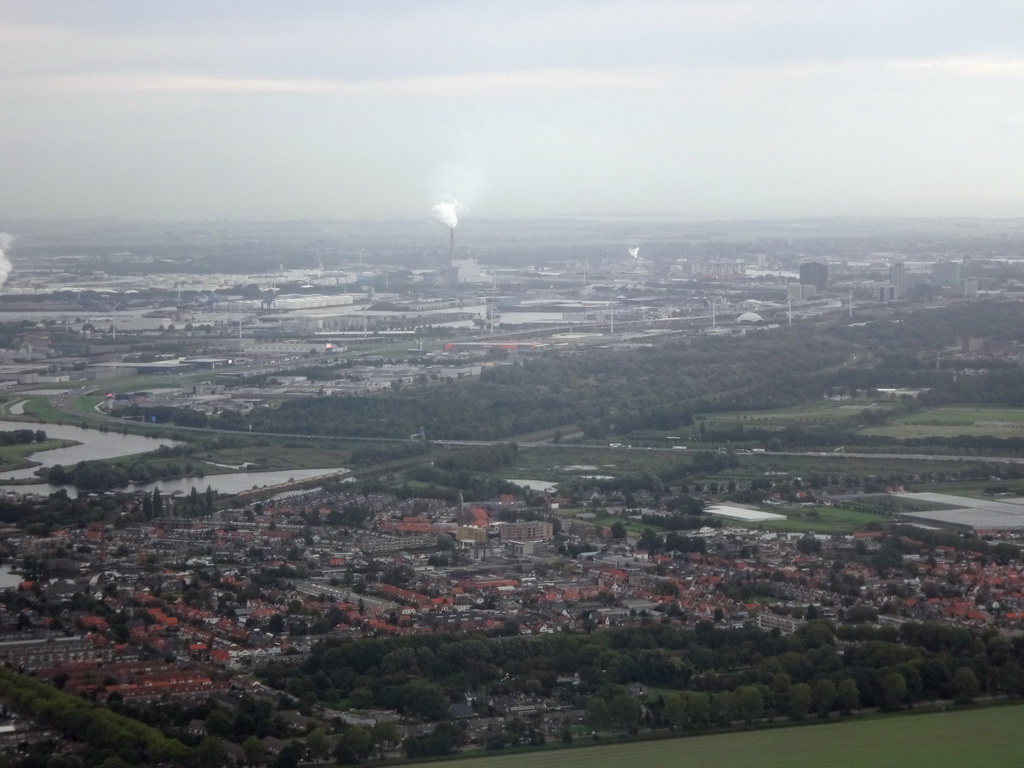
[260,619,1024,760]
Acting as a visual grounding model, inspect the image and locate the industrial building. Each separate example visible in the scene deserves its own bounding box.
[899,492,1024,531]
[799,262,829,293]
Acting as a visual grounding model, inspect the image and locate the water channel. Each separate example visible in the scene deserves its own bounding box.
[0,419,344,498]
[0,419,181,481]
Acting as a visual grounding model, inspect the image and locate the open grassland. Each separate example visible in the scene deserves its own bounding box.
[727,453,970,477]
[756,505,887,534]
[428,706,1024,768]
[516,446,966,479]
[860,406,1024,439]
[506,447,975,495]
[700,400,891,430]
[197,443,351,471]
[511,445,691,477]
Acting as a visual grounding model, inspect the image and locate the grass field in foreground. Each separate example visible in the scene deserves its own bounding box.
[428,706,1024,768]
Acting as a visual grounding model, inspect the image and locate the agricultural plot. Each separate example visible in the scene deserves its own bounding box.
[427,705,1024,768]
[700,401,890,430]
[860,407,1024,439]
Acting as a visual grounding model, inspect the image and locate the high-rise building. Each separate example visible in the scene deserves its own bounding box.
[890,262,906,298]
[799,262,829,292]
[932,261,962,288]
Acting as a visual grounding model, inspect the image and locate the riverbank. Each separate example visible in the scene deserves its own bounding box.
[0,438,78,473]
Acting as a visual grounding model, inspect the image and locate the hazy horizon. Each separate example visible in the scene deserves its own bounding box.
[3,1,1024,221]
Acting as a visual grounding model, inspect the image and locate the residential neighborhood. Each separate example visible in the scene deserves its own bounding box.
[2,479,1023,763]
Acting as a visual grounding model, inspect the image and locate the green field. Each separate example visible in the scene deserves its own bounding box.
[701,400,891,429]
[756,505,887,534]
[861,406,1024,439]
[427,706,1024,768]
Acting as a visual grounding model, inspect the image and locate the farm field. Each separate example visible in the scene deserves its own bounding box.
[509,446,691,477]
[427,706,1024,768]
[860,406,1024,439]
[727,453,970,477]
[700,400,890,429]
[503,446,979,498]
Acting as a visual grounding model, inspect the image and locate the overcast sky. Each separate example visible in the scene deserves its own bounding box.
[2,1,1023,221]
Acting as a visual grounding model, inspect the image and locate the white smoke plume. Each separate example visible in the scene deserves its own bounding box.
[0,234,13,290]
[628,246,641,260]
[430,200,462,230]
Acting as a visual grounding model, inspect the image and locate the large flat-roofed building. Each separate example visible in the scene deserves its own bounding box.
[496,520,553,541]
[799,262,829,292]
[899,492,1024,531]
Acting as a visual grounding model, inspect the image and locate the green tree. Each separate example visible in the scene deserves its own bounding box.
[586,697,611,731]
[812,679,836,718]
[882,672,907,711]
[687,691,712,727]
[998,661,1024,697]
[348,687,373,710]
[196,737,227,768]
[273,743,302,768]
[242,735,266,767]
[736,686,763,725]
[953,667,979,705]
[342,729,374,765]
[663,692,687,729]
[205,708,232,737]
[304,727,329,760]
[610,695,640,734]
[787,683,812,721]
[837,678,860,715]
[370,720,402,755]
[559,722,573,743]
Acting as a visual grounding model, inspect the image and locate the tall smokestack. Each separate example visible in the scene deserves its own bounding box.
[0,234,12,293]
[431,200,462,281]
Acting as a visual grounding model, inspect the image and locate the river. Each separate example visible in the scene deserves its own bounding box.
[0,418,346,498]
[0,419,182,481]
[1,467,348,499]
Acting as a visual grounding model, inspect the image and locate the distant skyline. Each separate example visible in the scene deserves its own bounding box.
[2,1,1024,221]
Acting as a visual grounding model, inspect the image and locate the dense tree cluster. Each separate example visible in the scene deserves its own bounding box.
[0,666,192,767]
[109,327,849,441]
[261,619,1024,759]
[0,490,133,536]
[106,302,1024,460]
[435,443,519,472]
[0,428,47,445]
